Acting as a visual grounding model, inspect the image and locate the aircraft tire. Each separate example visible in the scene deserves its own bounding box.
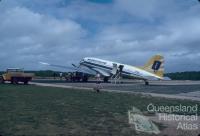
[103,77,109,82]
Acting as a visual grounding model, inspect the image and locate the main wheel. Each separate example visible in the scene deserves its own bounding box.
[103,77,109,82]
[145,81,149,85]
[82,76,88,82]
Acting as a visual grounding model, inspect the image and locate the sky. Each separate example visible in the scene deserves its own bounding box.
[0,0,200,72]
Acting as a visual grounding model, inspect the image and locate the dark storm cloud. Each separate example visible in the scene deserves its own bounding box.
[0,0,200,72]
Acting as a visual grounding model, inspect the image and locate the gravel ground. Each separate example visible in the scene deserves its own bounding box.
[31,79,200,101]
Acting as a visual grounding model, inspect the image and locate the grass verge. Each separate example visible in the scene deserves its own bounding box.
[0,84,199,136]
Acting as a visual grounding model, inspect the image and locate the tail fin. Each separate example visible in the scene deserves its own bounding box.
[142,55,164,78]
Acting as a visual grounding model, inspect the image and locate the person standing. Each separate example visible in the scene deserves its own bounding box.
[95,73,102,92]
[59,72,63,80]
[53,72,56,80]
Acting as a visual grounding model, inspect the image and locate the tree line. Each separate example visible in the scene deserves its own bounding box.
[1,70,200,80]
[165,71,200,80]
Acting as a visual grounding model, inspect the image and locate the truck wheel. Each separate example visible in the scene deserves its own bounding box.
[24,80,28,85]
[0,77,4,84]
[12,78,18,84]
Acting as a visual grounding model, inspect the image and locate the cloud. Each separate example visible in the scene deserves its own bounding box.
[0,0,200,72]
[0,6,87,70]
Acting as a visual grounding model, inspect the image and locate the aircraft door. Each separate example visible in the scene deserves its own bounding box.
[118,65,124,73]
[111,63,118,75]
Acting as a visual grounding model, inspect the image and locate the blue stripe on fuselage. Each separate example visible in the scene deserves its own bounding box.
[81,61,140,77]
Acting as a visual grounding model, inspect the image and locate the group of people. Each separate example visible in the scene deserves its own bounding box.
[53,72,103,93]
[53,72,63,80]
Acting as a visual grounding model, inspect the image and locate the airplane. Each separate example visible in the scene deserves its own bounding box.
[40,55,164,85]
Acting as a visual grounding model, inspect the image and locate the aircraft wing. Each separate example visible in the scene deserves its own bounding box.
[91,68,110,77]
[39,62,75,70]
[79,67,96,75]
[39,62,96,75]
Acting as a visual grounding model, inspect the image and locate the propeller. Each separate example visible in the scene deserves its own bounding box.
[72,63,79,68]
[39,62,75,70]
[39,62,50,66]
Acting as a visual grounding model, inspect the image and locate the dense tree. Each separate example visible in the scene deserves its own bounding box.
[1,70,200,80]
[165,71,200,80]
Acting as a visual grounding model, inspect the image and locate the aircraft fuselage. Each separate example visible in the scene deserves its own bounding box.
[80,57,162,80]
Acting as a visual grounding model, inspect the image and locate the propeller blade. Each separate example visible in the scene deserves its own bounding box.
[39,62,50,66]
[72,64,77,68]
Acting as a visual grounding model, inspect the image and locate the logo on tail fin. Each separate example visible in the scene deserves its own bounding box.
[152,61,161,71]
[140,55,164,78]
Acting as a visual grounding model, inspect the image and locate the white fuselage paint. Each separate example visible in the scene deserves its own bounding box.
[80,57,162,80]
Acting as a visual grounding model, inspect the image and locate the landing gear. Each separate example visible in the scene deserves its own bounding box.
[82,76,88,82]
[103,77,109,82]
[145,81,149,85]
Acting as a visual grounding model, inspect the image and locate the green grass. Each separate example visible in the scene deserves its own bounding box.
[0,84,199,136]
